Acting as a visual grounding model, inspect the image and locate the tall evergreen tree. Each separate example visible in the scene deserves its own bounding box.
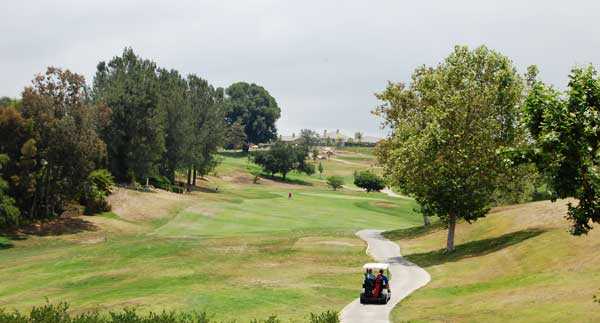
[93,48,165,182]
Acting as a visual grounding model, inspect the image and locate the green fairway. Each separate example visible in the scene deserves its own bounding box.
[0,149,419,321]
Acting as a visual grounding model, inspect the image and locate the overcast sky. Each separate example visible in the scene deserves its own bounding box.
[2,1,599,137]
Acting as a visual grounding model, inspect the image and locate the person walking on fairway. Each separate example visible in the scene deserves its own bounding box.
[288,192,292,199]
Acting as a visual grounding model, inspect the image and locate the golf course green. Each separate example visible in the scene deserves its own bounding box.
[0,149,420,321]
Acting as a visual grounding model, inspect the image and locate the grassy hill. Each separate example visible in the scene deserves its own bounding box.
[386,199,600,322]
[0,148,419,321]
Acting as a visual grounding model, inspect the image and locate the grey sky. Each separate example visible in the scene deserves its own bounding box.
[2,1,599,137]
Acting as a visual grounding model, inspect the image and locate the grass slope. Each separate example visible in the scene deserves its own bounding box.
[0,149,419,321]
[386,200,600,322]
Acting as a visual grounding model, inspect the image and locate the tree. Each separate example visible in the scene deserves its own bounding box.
[187,75,226,185]
[251,141,313,179]
[299,129,319,152]
[0,154,19,228]
[354,170,385,192]
[225,118,247,150]
[224,82,280,150]
[508,65,600,235]
[21,67,107,218]
[93,48,165,182]
[327,176,344,191]
[318,162,324,178]
[157,68,192,183]
[354,132,363,143]
[374,45,524,252]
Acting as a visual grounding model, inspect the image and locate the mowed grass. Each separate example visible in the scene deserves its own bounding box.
[0,149,420,321]
[386,200,600,322]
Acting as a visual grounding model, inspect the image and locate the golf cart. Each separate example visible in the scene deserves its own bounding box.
[359,263,391,305]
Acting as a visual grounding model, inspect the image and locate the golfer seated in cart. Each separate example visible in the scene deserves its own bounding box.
[360,263,391,304]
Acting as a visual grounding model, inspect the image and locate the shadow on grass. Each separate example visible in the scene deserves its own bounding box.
[14,217,98,237]
[405,228,546,267]
[256,173,313,186]
[0,239,13,249]
[383,221,446,240]
[218,150,249,158]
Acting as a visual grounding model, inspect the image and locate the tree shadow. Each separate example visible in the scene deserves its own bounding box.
[218,150,248,158]
[17,217,98,237]
[0,240,13,249]
[405,228,546,267]
[257,173,313,186]
[383,222,446,240]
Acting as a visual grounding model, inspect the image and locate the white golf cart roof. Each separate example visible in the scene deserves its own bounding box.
[363,263,389,270]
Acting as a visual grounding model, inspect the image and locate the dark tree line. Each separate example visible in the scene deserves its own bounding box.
[0,48,281,228]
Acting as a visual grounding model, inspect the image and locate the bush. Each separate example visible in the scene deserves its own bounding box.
[353,170,385,192]
[149,175,172,191]
[81,169,115,215]
[309,311,339,323]
[0,302,339,323]
[326,176,344,191]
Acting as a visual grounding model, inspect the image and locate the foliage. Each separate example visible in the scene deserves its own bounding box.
[0,154,19,227]
[508,65,600,235]
[326,176,344,190]
[157,68,192,183]
[0,302,338,323]
[21,67,107,219]
[81,169,114,215]
[187,75,227,178]
[251,141,313,179]
[225,118,247,150]
[309,310,339,323]
[225,82,280,148]
[318,162,324,177]
[374,45,524,251]
[299,129,320,151]
[353,170,385,192]
[149,175,172,191]
[93,48,165,182]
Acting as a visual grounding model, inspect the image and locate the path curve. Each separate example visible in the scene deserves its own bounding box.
[339,230,430,323]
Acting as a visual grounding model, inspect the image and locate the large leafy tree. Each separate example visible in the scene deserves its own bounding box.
[21,67,107,218]
[510,65,600,235]
[225,82,280,149]
[93,48,165,182]
[252,141,314,179]
[375,45,523,251]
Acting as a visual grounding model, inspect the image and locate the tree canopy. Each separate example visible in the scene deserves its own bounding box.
[251,141,314,179]
[508,65,600,235]
[375,45,524,251]
[225,82,280,149]
[354,170,385,192]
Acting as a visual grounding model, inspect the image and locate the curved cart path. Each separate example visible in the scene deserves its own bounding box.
[340,229,431,323]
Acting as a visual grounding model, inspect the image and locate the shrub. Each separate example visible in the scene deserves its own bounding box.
[353,170,385,192]
[309,311,339,323]
[81,169,115,215]
[149,175,172,191]
[326,176,344,191]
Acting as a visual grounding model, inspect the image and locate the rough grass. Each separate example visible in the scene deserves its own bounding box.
[387,199,600,322]
[0,149,419,321]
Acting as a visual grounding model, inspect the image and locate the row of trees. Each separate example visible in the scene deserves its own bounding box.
[375,45,600,251]
[0,48,281,228]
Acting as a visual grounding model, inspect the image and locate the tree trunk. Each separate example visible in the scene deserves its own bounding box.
[187,168,192,186]
[192,167,197,186]
[446,213,457,252]
[423,215,431,226]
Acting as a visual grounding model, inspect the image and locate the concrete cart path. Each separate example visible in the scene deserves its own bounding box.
[340,229,431,323]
